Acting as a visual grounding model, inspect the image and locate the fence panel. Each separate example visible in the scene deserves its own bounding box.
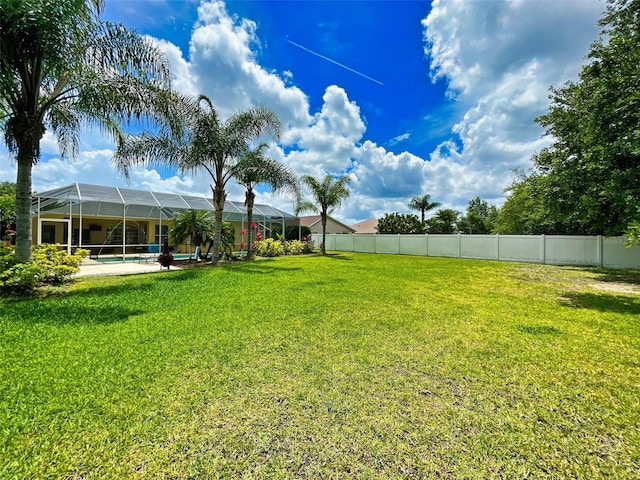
[353,234,375,253]
[399,235,428,256]
[498,236,543,263]
[426,235,459,257]
[322,234,336,250]
[331,234,352,251]
[544,236,599,266]
[603,237,640,269]
[375,235,400,254]
[323,234,639,269]
[460,235,498,260]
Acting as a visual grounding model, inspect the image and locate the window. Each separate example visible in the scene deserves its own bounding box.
[154,224,169,245]
[105,224,144,245]
[42,224,56,244]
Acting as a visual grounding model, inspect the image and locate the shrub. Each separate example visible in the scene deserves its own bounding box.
[301,235,314,254]
[287,240,305,255]
[0,245,89,293]
[253,238,284,257]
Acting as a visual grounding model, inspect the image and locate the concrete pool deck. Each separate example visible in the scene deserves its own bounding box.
[75,258,180,277]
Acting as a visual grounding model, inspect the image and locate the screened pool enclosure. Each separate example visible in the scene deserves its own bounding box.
[32,183,298,257]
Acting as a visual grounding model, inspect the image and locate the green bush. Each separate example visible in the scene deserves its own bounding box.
[253,238,312,257]
[0,244,88,293]
[287,240,305,255]
[253,238,285,257]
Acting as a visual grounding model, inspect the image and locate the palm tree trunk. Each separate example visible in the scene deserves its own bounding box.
[211,183,226,264]
[321,212,327,255]
[15,142,37,263]
[245,189,255,260]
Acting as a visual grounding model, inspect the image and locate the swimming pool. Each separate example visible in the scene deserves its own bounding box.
[96,254,193,263]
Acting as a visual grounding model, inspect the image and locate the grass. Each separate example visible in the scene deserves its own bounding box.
[1,253,639,478]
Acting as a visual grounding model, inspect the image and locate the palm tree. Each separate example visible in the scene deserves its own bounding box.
[169,209,215,260]
[1,0,178,262]
[113,95,282,264]
[296,174,352,255]
[434,208,459,234]
[408,194,441,223]
[233,144,300,259]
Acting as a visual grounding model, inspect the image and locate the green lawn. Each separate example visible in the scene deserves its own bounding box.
[1,253,639,478]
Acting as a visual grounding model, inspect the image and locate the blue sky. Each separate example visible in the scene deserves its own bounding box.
[0,0,604,224]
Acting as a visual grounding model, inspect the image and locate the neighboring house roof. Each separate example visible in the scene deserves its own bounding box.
[298,215,323,228]
[32,182,295,221]
[350,218,379,234]
[298,215,356,233]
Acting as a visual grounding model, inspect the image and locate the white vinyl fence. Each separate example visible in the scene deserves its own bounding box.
[321,234,640,269]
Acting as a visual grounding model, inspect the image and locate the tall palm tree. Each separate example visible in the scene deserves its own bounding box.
[233,144,300,260]
[0,0,178,262]
[408,194,441,223]
[113,95,282,264]
[169,209,215,260]
[296,174,352,255]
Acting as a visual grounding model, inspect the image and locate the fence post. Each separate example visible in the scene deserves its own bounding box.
[496,234,500,261]
[458,233,462,258]
[597,235,603,267]
[541,234,546,264]
[425,233,429,257]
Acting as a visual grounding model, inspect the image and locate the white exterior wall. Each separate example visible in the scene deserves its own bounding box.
[322,234,640,269]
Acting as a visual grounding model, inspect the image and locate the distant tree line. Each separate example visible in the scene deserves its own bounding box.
[377,196,498,235]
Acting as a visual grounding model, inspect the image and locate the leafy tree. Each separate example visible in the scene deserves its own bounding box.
[494,172,563,234]
[457,197,499,234]
[427,209,459,234]
[233,144,300,260]
[625,219,640,246]
[532,0,640,236]
[1,0,178,262]
[169,209,215,259]
[408,194,440,222]
[114,95,282,264]
[0,182,16,240]
[376,212,425,234]
[296,174,352,254]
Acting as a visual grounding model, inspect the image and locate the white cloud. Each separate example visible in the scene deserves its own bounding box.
[185,0,311,128]
[1,0,605,226]
[388,132,411,146]
[420,0,602,211]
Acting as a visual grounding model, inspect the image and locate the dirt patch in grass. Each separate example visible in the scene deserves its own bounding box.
[591,281,640,295]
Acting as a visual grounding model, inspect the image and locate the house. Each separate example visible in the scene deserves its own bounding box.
[350,218,378,234]
[32,183,297,257]
[298,215,356,236]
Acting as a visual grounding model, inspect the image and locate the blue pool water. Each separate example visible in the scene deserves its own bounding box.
[96,254,192,263]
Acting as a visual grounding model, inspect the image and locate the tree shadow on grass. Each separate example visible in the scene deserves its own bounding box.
[7,301,145,325]
[226,261,303,275]
[2,281,158,325]
[155,259,303,278]
[582,268,640,287]
[560,292,640,315]
[323,253,353,261]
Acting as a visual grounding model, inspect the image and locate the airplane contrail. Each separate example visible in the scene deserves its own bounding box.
[287,39,384,86]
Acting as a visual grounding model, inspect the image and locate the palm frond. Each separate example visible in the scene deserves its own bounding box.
[112,132,189,178]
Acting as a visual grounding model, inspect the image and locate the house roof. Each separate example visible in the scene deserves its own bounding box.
[350,218,379,234]
[298,215,356,233]
[298,215,322,227]
[32,183,295,222]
